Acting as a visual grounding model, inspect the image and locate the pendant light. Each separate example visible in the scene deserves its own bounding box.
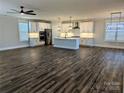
[57,17,61,32]
[68,16,73,30]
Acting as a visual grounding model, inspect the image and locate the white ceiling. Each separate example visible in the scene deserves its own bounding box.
[0,0,124,21]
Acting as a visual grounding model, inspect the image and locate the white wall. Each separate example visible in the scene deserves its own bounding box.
[0,15,29,51]
[1,15,122,50]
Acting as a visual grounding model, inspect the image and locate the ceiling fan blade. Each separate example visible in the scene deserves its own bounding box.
[7,12,18,14]
[10,9,19,13]
[26,10,34,12]
[24,12,36,15]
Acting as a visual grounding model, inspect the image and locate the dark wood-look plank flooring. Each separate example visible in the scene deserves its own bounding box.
[0,46,124,93]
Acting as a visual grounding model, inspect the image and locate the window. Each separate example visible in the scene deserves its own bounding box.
[19,22,29,41]
[105,21,124,42]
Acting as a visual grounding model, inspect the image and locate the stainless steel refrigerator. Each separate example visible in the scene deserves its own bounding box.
[39,29,52,45]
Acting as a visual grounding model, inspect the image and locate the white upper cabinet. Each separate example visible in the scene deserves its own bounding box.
[29,21,51,32]
[80,21,94,33]
[29,22,37,32]
[38,22,51,31]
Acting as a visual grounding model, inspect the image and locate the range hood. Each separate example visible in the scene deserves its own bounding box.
[73,22,80,29]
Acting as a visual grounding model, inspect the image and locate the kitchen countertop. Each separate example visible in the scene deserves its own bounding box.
[54,37,80,40]
[54,37,80,50]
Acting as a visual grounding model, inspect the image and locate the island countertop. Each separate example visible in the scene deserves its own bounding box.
[54,37,80,40]
[53,37,80,50]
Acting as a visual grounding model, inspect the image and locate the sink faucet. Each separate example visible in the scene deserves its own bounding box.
[65,32,68,38]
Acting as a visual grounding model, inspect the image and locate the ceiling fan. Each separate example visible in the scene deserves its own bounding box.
[7,6,36,15]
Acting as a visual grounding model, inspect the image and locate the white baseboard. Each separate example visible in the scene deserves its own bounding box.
[94,44,124,49]
[0,44,123,51]
[80,44,124,49]
[0,45,29,51]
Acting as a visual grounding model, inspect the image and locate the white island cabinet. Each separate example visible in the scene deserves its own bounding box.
[54,37,80,50]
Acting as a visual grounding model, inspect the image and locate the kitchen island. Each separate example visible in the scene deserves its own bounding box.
[54,37,80,50]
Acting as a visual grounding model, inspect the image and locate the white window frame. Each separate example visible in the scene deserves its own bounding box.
[105,19,124,42]
[18,20,29,42]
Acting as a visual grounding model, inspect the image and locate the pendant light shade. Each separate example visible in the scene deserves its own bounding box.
[57,17,61,31]
[68,16,73,30]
